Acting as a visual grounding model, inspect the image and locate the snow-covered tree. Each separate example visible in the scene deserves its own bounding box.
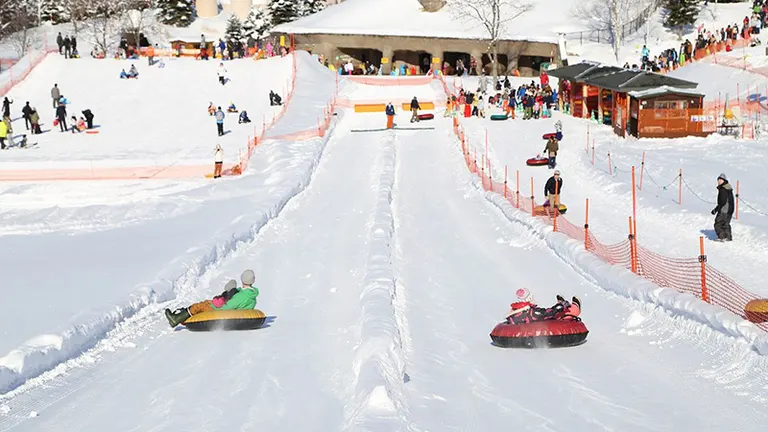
[448,0,534,79]
[664,0,699,38]
[121,1,161,48]
[269,0,299,26]
[156,0,194,27]
[575,0,655,62]
[242,6,271,41]
[1,0,39,55]
[225,13,244,41]
[81,0,122,53]
[299,0,325,16]
[40,0,69,24]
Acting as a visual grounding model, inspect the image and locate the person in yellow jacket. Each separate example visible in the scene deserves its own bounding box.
[0,119,7,149]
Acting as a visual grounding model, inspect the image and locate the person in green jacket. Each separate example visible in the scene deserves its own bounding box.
[164,269,260,328]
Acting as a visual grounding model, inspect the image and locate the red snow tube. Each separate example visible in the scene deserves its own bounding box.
[418,113,434,121]
[490,319,589,348]
[526,157,549,166]
[542,132,557,140]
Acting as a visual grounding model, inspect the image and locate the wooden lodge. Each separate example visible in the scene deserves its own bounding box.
[548,62,710,139]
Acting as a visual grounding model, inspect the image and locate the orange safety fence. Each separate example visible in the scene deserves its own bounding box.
[436,73,768,332]
[344,75,436,86]
[0,48,58,97]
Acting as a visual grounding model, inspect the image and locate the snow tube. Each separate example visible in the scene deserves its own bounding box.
[490,114,508,121]
[86,130,100,134]
[745,299,768,323]
[490,319,588,348]
[183,309,267,331]
[533,204,567,215]
[526,157,549,166]
[542,132,556,140]
[418,113,434,121]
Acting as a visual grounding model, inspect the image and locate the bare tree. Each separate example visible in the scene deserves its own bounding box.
[81,0,122,54]
[575,0,653,62]
[2,1,40,56]
[448,0,533,80]
[121,0,161,50]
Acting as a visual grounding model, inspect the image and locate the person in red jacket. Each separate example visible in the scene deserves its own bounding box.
[504,288,581,325]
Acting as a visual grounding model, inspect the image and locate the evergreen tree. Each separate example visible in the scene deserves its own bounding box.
[225,13,244,42]
[156,0,194,27]
[40,0,70,24]
[269,0,299,26]
[299,0,325,16]
[242,6,272,41]
[664,0,699,37]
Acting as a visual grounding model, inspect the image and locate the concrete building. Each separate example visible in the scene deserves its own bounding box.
[273,0,576,76]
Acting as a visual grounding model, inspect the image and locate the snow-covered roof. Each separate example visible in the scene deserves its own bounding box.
[274,0,587,44]
[628,86,704,99]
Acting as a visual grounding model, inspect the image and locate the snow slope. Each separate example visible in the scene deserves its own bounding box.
[0,52,338,395]
[3,83,768,431]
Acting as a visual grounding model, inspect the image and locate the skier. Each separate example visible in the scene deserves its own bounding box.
[385,102,395,129]
[544,170,563,208]
[410,96,420,123]
[213,144,224,178]
[543,135,559,169]
[22,101,32,130]
[51,84,61,109]
[504,288,581,325]
[214,106,225,136]
[217,63,228,85]
[711,173,735,242]
[164,270,260,328]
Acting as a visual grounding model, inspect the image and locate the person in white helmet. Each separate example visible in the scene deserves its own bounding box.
[164,269,260,328]
[504,288,581,325]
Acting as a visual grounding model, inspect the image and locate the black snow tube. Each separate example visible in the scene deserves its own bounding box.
[183,309,267,331]
[490,319,588,348]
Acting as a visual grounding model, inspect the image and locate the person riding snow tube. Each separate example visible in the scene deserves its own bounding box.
[238,110,251,124]
[164,269,262,329]
[490,288,588,348]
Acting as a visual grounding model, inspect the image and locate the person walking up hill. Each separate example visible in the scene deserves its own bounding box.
[711,173,734,242]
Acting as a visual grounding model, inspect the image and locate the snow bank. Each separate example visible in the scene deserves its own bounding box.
[0,77,345,395]
[481,188,768,355]
[345,133,409,431]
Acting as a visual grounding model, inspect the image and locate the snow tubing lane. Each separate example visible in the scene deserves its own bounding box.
[490,114,508,121]
[418,113,434,121]
[526,158,549,166]
[490,320,589,348]
[745,299,768,323]
[183,309,267,331]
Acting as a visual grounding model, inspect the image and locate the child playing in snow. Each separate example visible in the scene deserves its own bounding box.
[208,102,216,116]
[70,116,86,133]
[227,102,238,113]
[238,111,251,124]
[217,63,228,85]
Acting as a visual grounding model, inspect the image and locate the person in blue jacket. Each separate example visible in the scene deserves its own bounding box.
[385,102,395,129]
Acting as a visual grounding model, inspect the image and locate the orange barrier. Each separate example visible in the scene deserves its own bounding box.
[345,75,435,86]
[0,48,58,97]
[355,103,386,113]
[437,74,768,332]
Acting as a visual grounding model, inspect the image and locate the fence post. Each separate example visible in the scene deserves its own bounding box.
[591,141,595,165]
[735,180,740,220]
[516,170,520,208]
[504,166,508,199]
[607,152,613,175]
[631,166,638,240]
[586,125,590,154]
[530,177,535,216]
[629,217,637,274]
[639,151,645,191]
[584,198,590,250]
[678,168,683,205]
[699,236,709,303]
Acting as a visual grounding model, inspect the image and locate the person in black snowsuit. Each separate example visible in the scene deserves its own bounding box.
[63,36,71,59]
[711,173,735,241]
[410,96,421,123]
[22,102,32,130]
[56,103,68,132]
[269,91,282,106]
[544,170,563,207]
[2,97,12,118]
[82,109,94,129]
[56,32,64,54]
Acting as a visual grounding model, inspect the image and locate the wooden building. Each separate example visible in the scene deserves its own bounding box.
[548,62,709,138]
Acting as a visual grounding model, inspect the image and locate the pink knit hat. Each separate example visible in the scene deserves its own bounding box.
[516,288,533,302]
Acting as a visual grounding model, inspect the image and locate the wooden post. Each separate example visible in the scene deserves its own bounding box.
[631,165,637,240]
[530,177,535,216]
[586,125,590,154]
[591,141,595,165]
[678,168,683,205]
[699,236,709,303]
[735,180,740,220]
[607,152,613,175]
[639,151,645,191]
[584,198,590,250]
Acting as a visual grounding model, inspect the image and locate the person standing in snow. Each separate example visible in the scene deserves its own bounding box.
[63,35,71,59]
[51,84,61,109]
[56,32,64,54]
[2,97,12,118]
[543,135,559,169]
[711,173,735,242]
[544,170,563,208]
[56,102,68,132]
[410,96,421,123]
[0,117,7,150]
[214,106,225,136]
[22,101,32,130]
[477,95,486,118]
[385,102,396,129]
[479,73,488,93]
[217,63,228,85]
[213,144,224,178]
